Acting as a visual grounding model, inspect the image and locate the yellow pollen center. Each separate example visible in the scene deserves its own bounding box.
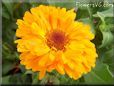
[46,30,69,50]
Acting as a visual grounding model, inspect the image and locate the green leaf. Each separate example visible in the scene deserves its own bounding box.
[47,0,76,9]
[2,6,10,19]
[2,43,19,60]
[2,1,13,17]
[99,31,113,48]
[59,75,69,84]
[40,73,60,85]
[13,3,31,19]
[18,65,26,73]
[9,73,32,84]
[105,17,114,32]
[32,73,39,84]
[58,74,79,84]
[24,70,33,75]
[93,7,113,23]
[93,7,113,18]
[76,8,89,19]
[2,76,11,85]
[2,61,15,75]
[84,61,114,84]
[101,46,114,75]
[2,74,32,85]
[48,75,60,85]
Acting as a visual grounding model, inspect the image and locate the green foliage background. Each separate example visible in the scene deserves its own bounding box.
[2,0,114,85]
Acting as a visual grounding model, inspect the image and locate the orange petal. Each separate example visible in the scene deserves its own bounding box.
[39,70,46,80]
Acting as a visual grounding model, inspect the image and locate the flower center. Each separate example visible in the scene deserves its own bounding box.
[46,30,69,50]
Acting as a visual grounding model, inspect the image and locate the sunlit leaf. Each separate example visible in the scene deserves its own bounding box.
[84,61,114,84]
[93,7,113,18]
[99,31,113,48]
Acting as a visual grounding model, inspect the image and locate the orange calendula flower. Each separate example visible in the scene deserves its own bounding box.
[15,5,98,80]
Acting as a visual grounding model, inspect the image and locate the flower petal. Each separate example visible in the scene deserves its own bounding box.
[39,70,46,80]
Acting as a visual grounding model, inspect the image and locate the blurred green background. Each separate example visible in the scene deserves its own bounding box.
[2,0,114,85]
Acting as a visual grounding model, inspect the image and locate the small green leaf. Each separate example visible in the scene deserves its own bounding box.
[84,61,114,84]
[99,31,113,48]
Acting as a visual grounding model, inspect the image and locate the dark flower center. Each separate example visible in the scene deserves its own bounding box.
[46,30,69,50]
